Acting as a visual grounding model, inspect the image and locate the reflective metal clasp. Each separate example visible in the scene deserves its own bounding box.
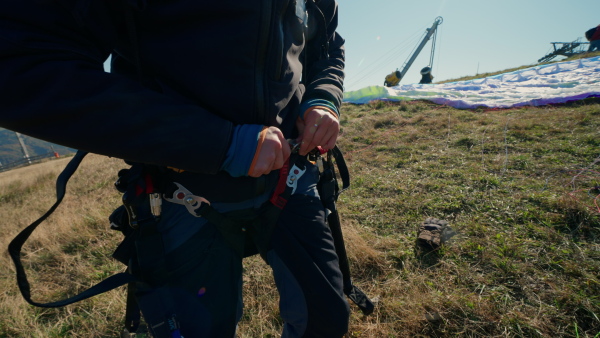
[286,164,306,194]
[163,182,210,217]
[288,139,301,154]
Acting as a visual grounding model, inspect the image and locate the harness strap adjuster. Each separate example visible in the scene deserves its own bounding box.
[163,182,210,217]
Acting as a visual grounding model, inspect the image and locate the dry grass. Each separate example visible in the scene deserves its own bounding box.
[1,98,600,337]
[0,154,127,337]
[335,99,600,337]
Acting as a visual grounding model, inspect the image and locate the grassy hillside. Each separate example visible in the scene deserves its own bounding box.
[335,99,599,337]
[1,96,598,337]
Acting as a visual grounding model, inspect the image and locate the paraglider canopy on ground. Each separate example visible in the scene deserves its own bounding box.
[345,56,600,109]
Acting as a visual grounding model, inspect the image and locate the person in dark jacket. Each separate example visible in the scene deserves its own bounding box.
[586,24,600,52]
[0,0,350,337]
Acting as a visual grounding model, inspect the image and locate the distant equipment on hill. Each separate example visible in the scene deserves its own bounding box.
[538,39,590,63]
[0,129,74,172]
[384,16,443,87]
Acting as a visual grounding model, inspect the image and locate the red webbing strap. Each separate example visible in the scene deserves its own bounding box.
[269,159,290,209]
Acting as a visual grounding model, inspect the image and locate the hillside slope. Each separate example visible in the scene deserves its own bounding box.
[1,99,598,337]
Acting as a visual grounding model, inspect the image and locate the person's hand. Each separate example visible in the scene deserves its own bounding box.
[296,108,339,155]
[248,126,291,177]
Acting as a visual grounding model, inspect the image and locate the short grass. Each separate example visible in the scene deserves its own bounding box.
[1,99,599,337]
[334,99,600,337]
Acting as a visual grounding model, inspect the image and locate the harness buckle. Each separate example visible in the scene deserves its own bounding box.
[163,182,211,217]
[286,164,306,194]
[149,193,162,217]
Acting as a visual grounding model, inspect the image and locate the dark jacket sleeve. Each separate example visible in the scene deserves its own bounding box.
[0,0,232,174]
[303,0,345,110]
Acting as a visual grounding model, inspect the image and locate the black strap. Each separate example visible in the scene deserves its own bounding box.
[322,146,375,315]
[8,150,135,308]
[330,145,350,194]
[124,282,141,333]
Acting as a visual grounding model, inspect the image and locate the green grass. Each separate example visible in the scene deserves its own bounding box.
[335,98,600,337]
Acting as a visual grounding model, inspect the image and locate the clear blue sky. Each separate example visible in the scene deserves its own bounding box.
[337,0,600,91]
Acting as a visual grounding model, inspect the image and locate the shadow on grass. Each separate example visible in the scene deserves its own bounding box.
[414,244,443,268]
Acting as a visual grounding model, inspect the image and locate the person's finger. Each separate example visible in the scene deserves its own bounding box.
[300,122,318,155]
[248,152,271,177]
[311,122,329,149]
[248,127,287,177]
[281,135,292,160]
[322,119,339,150]
[298,107,340,155]
[272,140,285,171]
[323,131,337,151]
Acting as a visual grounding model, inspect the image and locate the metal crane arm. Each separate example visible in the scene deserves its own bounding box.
[398,16,443,80]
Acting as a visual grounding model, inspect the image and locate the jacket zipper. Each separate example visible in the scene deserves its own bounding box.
[272,0,289,81]
[254,0,274,196]
[255,0,272,125]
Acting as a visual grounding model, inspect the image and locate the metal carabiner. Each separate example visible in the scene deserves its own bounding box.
[288,139,301,154]
[163,182,210,217]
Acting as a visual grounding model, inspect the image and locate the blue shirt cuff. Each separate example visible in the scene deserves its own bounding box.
[220,124,263,177]
[298,99,339,120]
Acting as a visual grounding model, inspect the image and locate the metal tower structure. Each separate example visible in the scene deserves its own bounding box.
[538,39,590,63]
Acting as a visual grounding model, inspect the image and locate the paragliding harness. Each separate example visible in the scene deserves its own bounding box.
[8,0,373,334]
[8,146,374,335]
